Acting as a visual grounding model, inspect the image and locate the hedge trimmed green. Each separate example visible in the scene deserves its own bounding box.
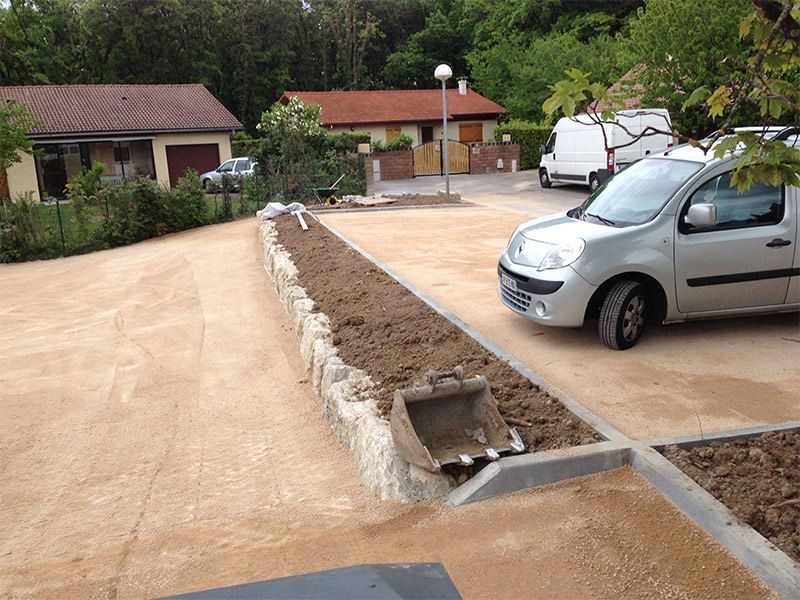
[493,120,552,170]
[231,137,262,158]
[233,132,371,160]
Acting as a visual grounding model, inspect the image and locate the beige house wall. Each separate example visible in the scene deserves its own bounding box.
[7,152,40,202]
[151,131,232,188]
[330,119,498,146]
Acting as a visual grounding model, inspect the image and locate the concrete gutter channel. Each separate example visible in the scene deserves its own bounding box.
[257,216,800,598]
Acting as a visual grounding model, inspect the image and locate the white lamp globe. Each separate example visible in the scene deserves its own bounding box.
[434,64,453,81]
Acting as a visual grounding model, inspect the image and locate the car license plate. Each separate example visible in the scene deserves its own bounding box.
[501,273,518,292]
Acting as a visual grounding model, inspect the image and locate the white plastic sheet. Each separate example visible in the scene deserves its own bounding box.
[258,202,307,221]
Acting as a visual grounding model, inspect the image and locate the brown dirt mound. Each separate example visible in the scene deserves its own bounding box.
[309,191,465,210]
[273,212,600,478]
[664,432,800,563]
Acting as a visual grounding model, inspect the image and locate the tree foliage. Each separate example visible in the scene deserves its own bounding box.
[0,98,40,173]
[543,0,799,190]
[2,0,797,191]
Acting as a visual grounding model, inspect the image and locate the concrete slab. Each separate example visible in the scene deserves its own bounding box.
[319,207,800,441]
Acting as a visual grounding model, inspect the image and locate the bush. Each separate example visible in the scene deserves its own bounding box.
[231,136,262,159]
[493,120,552,170]
[103,178,170,245]
[387,133,413,150]
[168,169,211,231]
[64,162,106,249]
[0,192,61,262]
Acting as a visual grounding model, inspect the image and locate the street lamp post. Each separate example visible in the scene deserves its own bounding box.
[434,63,453,203]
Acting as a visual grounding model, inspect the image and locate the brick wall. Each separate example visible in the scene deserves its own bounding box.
[367,149,413,181]
[468,142,520,175]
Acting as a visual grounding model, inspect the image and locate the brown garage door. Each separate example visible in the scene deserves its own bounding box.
[165,144,220,188]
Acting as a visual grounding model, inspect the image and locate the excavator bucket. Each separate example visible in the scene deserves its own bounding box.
[390,367,525,472]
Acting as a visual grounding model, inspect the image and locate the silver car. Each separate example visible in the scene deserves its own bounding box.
[498,127,799,349]
[200,157,255,191]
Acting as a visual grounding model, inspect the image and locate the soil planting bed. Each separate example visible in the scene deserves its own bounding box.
[273,208,600,481]
[309,192,466,210]
[664,432,800,562]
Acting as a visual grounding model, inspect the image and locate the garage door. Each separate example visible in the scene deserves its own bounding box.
[166,144,220,188]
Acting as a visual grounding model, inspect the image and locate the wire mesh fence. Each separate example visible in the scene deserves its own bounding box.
[1,156,366,263]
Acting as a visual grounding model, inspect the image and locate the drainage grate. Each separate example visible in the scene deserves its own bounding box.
[499,279,532,311]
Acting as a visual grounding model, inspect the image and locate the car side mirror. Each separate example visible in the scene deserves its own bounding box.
[685,203,716,227]
[539,144,546,155]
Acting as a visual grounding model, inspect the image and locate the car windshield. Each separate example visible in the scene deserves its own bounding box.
[575,158,703,227]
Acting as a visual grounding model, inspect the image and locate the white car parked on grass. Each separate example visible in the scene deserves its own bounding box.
[499,127,799,349]
[199,157,256,191]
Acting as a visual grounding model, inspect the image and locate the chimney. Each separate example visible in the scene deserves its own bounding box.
[458,78,468,95]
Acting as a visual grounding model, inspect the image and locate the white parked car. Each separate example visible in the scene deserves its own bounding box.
[199,157,256,191]
[539,109,673,192]
[499,127,799,349]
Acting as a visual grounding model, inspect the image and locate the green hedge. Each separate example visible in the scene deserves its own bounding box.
[232,132,371,159]
[493,120,552,170]
[232,137,262,158]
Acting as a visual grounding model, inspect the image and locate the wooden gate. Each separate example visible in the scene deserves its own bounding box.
[412,140,469,176]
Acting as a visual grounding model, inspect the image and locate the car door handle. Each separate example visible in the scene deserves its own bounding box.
[766,238,791,248]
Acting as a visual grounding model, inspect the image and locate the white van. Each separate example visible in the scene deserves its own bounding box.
[539,109,673,192]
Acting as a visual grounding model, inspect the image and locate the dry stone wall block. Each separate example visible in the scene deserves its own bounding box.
[299,313,332,369]
[310,337,338,394]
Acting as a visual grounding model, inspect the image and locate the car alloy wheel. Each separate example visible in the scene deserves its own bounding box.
[599,280,647,350]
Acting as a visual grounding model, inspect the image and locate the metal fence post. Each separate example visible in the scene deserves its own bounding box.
[55,199,66,251]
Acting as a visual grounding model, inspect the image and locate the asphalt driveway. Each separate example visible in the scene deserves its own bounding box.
[323,174,800,440]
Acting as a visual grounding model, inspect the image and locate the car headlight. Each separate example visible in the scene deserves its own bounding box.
[538,239,585,271]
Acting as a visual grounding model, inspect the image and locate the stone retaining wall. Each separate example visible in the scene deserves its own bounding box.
[258,218,452,501]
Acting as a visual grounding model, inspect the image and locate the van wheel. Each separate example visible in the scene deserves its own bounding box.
[589,173,600,192]
[599,280,647,350]
[540,169,552,188]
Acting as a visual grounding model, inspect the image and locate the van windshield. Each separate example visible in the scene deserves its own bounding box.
[575,158,703,227]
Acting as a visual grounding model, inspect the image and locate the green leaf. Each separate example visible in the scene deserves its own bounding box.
[681,86,711,112]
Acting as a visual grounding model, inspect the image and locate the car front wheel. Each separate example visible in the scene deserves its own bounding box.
[599,280,647,350]
[202,178,212,191]
[540,169,552,188]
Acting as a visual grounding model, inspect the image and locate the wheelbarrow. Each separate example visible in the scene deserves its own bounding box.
[311,174,345,206]
[390,367,525,472]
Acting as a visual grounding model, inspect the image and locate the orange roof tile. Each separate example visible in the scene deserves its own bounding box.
[279,89,505,126]
[0,84,242,137]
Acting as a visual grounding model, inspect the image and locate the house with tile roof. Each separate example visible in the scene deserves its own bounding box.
[279,83,506,146]
[0,84,242,201]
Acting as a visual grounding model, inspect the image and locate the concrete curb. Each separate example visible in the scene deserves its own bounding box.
[631,445,800,598]
[258,220,453,501]
[308,203,473,214]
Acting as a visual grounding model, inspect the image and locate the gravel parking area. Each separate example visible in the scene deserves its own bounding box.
[0,218,779,599]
